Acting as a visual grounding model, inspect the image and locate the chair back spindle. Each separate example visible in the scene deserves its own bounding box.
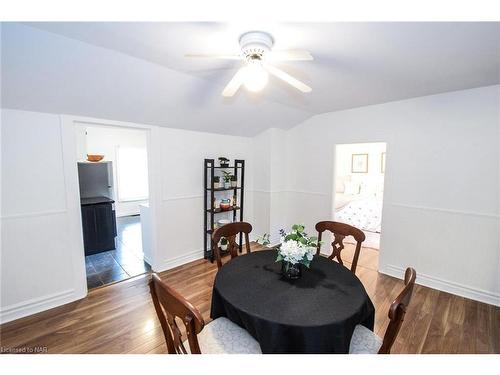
[149,273,205,354]
[379,267,417,354]
[212,221,252,269]
[315,221,365,274]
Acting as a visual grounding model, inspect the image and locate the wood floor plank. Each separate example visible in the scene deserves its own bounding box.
[1,242,498,354]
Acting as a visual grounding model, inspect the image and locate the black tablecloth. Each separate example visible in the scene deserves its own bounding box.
[210,250,375,353]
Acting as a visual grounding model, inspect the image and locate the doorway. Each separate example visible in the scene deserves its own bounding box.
[75,124,152,289]
[333,142,387,251]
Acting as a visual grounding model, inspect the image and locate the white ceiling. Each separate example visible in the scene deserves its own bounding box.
[2,22,499,136]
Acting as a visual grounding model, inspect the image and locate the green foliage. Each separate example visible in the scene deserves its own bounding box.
[285,223,318,248]
[222,171,232,182]
[256,233,271,246]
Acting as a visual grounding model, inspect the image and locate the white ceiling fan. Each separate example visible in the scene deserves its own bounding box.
[185,31,313,97]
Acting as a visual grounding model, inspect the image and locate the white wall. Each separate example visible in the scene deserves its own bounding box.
[251,128,289,244]
[0,109,87,323]
[0,109,256,322]
[283,85,500,306]
[1,85,498,325]
[78,125,149,217]
[156,127,254,270]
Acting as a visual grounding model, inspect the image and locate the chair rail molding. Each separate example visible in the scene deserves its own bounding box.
[1,209,68,220]
[388,202,500,219]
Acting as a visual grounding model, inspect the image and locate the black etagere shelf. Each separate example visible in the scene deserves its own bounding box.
[204,159,245,261]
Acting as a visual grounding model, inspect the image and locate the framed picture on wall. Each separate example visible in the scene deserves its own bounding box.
[351,153,368,173]
[381,152,386,173]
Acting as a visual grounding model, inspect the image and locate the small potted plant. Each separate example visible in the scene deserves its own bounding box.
[213,176,220,189]
[218,157,230,168]
[222,171,231,189]
[219,237,228,251]
[230,175,237,188]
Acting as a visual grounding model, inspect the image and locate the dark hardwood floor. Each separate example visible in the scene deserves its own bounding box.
[1,243,499,354]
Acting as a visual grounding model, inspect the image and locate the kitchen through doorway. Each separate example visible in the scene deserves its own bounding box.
[75,124,152,290]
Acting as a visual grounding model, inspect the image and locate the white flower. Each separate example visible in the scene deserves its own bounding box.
[278,240,315,265]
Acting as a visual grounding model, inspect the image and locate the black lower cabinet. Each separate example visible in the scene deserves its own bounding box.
[81,201,117,256]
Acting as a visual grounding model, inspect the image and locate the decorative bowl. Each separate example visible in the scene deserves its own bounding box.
[219,199,231,210]
[217,219,231,227]
[87,154,104,162]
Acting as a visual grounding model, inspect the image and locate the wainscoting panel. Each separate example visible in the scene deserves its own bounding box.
[379,203,500,306]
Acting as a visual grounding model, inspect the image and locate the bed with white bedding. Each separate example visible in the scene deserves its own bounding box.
[334,196,383,249]
[335,197,382,233]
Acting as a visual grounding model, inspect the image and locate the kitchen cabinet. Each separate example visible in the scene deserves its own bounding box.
[81,197,117,255]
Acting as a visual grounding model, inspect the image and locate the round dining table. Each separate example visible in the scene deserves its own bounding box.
[210,250,375,353]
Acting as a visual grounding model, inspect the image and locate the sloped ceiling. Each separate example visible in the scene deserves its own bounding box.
[1,22,499,136]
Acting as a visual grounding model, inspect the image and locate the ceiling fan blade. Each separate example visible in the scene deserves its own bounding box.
[263,64,312,93]
[267,50,313,61]
[222,67,246,97]
[185,53,241,60]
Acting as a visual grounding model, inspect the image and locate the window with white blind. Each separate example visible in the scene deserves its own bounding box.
[116,146,149,202]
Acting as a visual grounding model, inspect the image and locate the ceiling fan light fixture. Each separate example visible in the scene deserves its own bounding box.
[242,62,268,92]
[188,30,312,97]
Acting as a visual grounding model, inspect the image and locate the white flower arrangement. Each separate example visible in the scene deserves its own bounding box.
[276,224,319,267]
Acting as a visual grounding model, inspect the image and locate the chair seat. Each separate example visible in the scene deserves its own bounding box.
[349,324,383,354]
[185,317,262,354]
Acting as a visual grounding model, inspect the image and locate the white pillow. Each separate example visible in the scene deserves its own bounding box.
[344,181,360,195]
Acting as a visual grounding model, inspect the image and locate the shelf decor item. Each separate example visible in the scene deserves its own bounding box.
[204,159,245,261]
[222,171,232,189]
[231,175,237,187]
[276,225,319,280]
[217,219,231,227]
[220,199,231,210]
[218,157,230,168]
[219,237,228,251]
[87,154,104,162]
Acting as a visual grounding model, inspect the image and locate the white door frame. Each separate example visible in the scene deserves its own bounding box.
[60,115,162,297]
[330,141,388,262]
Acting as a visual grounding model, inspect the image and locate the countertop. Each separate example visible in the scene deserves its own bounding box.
[80,196,115,206]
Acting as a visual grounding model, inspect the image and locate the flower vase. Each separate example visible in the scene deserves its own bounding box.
[281,261,302,280]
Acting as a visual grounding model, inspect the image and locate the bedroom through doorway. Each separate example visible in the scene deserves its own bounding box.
[333,142,386,251]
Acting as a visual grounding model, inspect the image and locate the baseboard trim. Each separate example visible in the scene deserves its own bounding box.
[143,254,152,266]
[0,289,80,324]
[156,249,205,272]
[379,264,500,307]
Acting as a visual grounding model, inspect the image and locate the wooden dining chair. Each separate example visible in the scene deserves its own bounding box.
[315,221,366,274]
[212,221,252,269]
[349,267,417,354]
[149,273,261,354]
